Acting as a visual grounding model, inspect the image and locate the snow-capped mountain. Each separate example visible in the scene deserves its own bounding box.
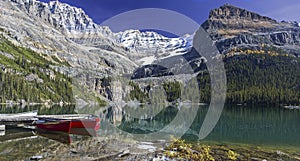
[116,30,192,53]
[2,0,192,68]
[9,0,113,36]
[114,30,193,65]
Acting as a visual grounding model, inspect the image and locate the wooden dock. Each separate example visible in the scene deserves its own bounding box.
[0,117,36,125]
[0,110,38,124]
[0,114,91,125]
[36,114,90,120]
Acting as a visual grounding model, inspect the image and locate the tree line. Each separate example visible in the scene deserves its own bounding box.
[0,35,74,104]
[198,54,300,105]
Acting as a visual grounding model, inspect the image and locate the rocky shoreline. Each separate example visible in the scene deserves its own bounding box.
[28,137,300,161]
[31,138,167,161]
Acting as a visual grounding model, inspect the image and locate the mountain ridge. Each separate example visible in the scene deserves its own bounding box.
[1,0,300,104]
[200,4,300,55]
[209,4,276,22]
[3,0,193,68]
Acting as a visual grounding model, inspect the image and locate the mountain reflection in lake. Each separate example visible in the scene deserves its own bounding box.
[101,104,300,148]
[0,104,300,160]
[0,104,76,115]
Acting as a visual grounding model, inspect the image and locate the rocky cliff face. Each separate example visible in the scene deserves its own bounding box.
[203,4,277,31]
[131,4,300,79]
[12,0,100,34]
[215,29,300,54]
[201,4,300,54]
[0,0,192,75]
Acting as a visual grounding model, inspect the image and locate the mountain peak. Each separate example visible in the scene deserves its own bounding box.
[48,0,84,14]
[202,4,279,34]
[9,0,100,34]
[209,4,276,23]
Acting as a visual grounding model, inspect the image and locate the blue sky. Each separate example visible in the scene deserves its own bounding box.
[40,0,300,23]
[40,0,300,36]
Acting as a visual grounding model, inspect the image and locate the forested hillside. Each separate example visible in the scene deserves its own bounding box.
[198,53,300,105]
[0,34,74,104]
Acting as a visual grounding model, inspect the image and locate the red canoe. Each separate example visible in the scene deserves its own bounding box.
[71,117,100,130]
[36,120,71,133]
[36,115,100,133]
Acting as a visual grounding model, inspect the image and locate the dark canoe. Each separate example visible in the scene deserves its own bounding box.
[36,120,71,133]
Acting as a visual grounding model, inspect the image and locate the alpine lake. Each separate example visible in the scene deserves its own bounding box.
[0,104,300,160]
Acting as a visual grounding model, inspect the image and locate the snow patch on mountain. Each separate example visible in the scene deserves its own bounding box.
[138,56,157,65]
[3,0,194,70]
[114,29,193,58]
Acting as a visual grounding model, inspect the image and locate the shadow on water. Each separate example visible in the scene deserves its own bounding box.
[35,128,96,144]
[0,126,35,142]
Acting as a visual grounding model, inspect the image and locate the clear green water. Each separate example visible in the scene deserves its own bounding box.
[104,104,300,149]
[190,105,300,148]
[0,104,299,159]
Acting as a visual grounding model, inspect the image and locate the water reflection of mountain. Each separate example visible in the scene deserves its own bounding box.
[0,105,76,115]
[198,105,300,147]
[1,104,299,148]
[101,104,300,148]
